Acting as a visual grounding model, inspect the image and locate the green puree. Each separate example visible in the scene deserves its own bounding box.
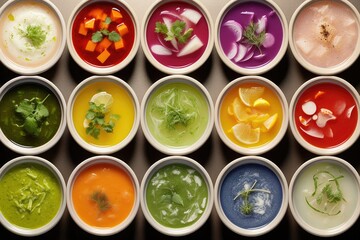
[0,163,62,229]
[0,83,61,147]
[146,164,208,228]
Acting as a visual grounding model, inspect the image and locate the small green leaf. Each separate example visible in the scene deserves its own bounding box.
[172,192,184,206]
[101,29,110,36]
[104,16,111,25]
[92,31,103,43]
[34,103,49,120]
[155,22,168,35]
[16,100,35,118]
[108,31,120,42]
[21,25,47,48]
[23,117,40,136]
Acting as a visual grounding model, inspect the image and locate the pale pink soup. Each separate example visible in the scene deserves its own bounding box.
[293,0,359,68]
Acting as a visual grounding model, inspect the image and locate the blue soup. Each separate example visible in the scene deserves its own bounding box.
[220,163,283,229]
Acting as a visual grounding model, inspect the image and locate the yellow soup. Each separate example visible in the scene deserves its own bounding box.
[220,82,283,148]
[72,81,135,147]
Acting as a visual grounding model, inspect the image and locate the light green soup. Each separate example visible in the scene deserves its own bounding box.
[146,82,209,148]
[0,162,62,229]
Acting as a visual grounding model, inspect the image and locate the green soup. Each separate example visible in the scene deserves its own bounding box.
[146,82,209,148]
[0,83,61,147]
[146,164,208,228]
[0,162,62,229]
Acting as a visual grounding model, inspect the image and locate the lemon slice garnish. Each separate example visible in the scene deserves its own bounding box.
[232,122,260,144]
[253,98,270,109]
[239,87,265,106]
[263,113,278,131]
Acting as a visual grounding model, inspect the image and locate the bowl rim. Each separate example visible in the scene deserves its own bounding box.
[0,155,67,237]
[140,155,214,236]
[140,0,214,74]
[214,155,288,237]
[140,74,214,155]
[214,75,289,155]
[66,155,140,236]
[288,156,360,237]
[289,76,360,155]
[66,75,140,154]
[0,75,67,155]
[66,0,140,74]
[288,0,360,75]
[214,0,289,75]
[0,0,66,75]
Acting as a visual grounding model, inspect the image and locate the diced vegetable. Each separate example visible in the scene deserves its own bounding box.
[111,8,123,21]
[97,49,111,63]
[177,35,203,57]
[117,23,128,36]
[78,22,88,36]
[85,40,97,52]
[88,8,104,20]
[99,21,109,30]
[114,38,124,50]
[180,9,202,24]
[95,37,112,53]
[99,12,107,22]
[85,18,96,29]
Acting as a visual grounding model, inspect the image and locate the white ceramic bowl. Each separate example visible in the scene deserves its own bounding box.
[215,76,288,155]
[289,76,360,155]
[289,0,360,75]
[67,75,140,154]
[66,155,140,236]
[289,156,360,237]
[141,75,214,155]
[215,0,288,75]
[67,0,140,74]
[141,0,214,74]
[140,156,213,236]
[214,156,288,237]
[0,0,66,75]
[0,76,67,155]
[0,156,66,236]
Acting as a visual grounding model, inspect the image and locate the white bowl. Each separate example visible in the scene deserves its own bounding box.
[214,0,288,75]
[289,0,360,75]
[0,76,67,155]
[141,0,214,74]
[214,156,288,237]
[66,155,139,236]
[289,76,360,155]
[215,76,288,155]
[140,75,214,155]
[67,0,140,74]
[289,156,360,237]
[67,75,140,154]
[140,156,213,236]
[0,156,66,237]
[0,0,66,75]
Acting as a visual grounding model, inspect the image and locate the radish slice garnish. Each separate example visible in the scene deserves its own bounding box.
[346,105,355,118]
[300,127,324,139]
[299,116,311,126]
[180,9,202,25]
[234,43,248,62]
[253,53,265,59]
[151,45,172,55]
[333,100,346,115]
[256,15,267,34]
[224,20,243,42]
[316,108,336,128]
[177,35,203,57]
[239,49,254,62]
[163,17,178,51]
[227,42,238,59]
[262,33,275,48]
[302,101,317,115]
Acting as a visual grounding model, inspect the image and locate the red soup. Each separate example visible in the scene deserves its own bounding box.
[294,82,358,148]
[72,1,135,67]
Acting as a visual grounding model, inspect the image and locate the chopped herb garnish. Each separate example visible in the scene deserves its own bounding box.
[233,180,271,215]
[155,20,193,44]
[243,21,266,52]
[85,102,119,139]
[14,94,50,137]
[19,25,47,48]
[91,18,120,43]
[91,191,111,212]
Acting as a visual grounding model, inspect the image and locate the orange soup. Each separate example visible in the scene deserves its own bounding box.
[220,82,283,148]
[72,81,135,147]
[72,163,135,227]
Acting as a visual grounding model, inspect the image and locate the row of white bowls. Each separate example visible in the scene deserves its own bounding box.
[1,0,359,76]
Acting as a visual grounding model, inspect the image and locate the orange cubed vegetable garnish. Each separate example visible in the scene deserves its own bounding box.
[85,18,96,29]
[85,40,97,52]
[114,38,124,50]
[97,49,111,63]
[99,21,109,30]
[100,13,108,22]
[78,22,88,35]
[88,8,103,20]
[95,37,112,53]
[117,23,128,36]
[110,8,123,21]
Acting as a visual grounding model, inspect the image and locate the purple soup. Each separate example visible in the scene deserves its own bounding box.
[145,1,209,69]
[219,1,283,69]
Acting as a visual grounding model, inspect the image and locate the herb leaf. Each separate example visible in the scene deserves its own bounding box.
[243,21,266,51]
[108,31,120,42]
[92,31,103,43]
[91,191,111,212]
[20,25,47,48]
[155,20,193,44]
